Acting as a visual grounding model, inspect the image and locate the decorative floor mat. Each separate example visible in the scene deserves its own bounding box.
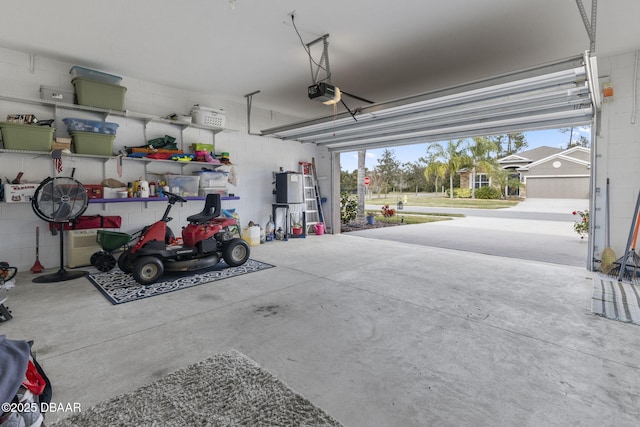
[87,259,274,305]
[50,350,343,427]
[591,276,640,325]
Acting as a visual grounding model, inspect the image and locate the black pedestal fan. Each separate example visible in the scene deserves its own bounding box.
[31,177,89,283]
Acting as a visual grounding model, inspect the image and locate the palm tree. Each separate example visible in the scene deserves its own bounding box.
[427,140,467,199]
[467,136,499,199]
[490,167,523,199]
[425,160,447,193]
[356,150,366,222]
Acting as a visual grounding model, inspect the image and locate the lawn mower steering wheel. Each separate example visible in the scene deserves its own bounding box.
[163,190,187,204]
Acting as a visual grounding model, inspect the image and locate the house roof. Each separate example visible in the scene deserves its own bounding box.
[458,145,588,174]
[498,146,564,164]
[517,146,590,171]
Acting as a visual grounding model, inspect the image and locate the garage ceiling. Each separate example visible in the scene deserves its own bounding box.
[0,1,636,124]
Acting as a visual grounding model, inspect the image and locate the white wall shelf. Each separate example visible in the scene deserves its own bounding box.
[0,94,226,134]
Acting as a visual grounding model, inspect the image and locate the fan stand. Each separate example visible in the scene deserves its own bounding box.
[33,223,87,283]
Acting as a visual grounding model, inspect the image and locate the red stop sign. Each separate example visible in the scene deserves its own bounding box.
[364,177,370,185]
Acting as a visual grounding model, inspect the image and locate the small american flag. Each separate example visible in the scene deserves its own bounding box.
[51,149,63,173]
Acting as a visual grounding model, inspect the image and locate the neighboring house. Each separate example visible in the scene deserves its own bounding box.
[458,167,492,191]
[497,146,564,197]
[515,146,591,198]
[458,146,591,198]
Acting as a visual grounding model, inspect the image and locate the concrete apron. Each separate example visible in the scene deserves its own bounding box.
[346,215,589,267]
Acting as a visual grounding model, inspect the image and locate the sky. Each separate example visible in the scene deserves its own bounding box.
[339,126,591,172]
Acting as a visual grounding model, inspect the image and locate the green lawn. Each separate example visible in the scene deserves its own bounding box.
[373,214,453,225]
[368,193,520,209]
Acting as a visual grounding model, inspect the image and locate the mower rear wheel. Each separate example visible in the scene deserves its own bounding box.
[132,256,164,285]
[222,238,250,267]
[94,252,116,272]
[117,248,135,274]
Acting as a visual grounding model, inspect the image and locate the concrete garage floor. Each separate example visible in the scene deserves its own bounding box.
[3,233,640,426]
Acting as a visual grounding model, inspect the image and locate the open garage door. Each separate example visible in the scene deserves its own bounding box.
[262,54,599,152]
[262,52,600,269]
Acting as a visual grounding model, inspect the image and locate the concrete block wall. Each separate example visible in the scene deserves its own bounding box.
[0,46,331,271]
[594,50,640,261]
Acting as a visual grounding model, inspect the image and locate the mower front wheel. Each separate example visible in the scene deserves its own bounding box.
[132,256,164,285]
[222,238,250,267]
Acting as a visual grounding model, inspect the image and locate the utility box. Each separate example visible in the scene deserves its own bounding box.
[67,229,101,268]
[275,172,303,204]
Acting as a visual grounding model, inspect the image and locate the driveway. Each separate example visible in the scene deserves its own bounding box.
[353,198,590,267]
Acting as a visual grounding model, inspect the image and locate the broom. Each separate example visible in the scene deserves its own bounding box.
[600,178,616,273]
[30,226,45,273]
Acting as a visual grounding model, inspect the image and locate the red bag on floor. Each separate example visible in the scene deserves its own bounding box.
[22,360,46,395]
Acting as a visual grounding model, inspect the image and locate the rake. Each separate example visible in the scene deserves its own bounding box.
[609,190,640,282]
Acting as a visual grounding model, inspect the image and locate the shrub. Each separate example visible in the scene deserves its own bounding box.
[572,210,589,239]
[456,188,472,198]
[475,186,502,199]
[340,192,358,224]
[445,188,472,198]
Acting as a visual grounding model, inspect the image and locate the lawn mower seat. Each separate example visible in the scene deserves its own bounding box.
[187,193,222,224]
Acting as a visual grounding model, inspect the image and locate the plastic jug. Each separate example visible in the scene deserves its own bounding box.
[242,225,260,246]
[138,179,150,198]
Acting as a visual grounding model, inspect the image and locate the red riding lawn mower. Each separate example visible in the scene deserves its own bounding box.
[115,191,250,285]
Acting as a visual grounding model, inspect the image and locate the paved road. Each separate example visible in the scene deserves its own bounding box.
[353,199,590,267]
[366,198,589,222]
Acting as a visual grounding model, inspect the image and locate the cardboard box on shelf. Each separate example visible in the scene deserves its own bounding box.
[52,137,72,151]
[3,183,38,203]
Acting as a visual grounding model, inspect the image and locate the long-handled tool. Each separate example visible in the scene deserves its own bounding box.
[30,226,45,273]
[609,190,640,281]
[600,178,616,273]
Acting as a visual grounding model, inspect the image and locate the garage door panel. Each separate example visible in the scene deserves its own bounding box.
[525,177,590,198]
[262,54,597,153]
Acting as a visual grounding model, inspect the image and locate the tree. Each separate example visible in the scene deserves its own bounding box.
[490,132,528,157]
[427,140,467,199]
[424,160,447,193]
[490,167,523,199]
[570,135,590,148]
[561,128,590,148]
[374,149,401,195]
[466,136,499,199]
[403,160,429,194]
[340,170,357,193]
[560,127,575,148]
[368,170,384,196]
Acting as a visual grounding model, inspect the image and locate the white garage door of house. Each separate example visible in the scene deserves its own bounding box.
[525,176,590,199]
[262,53,600,153]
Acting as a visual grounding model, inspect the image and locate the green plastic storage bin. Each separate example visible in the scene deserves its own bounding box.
[72,77,126,111]
[70,131,115,156]
[0,122,54,151]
